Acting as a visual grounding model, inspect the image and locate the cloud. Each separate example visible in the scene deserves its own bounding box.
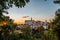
[22,16,29,18]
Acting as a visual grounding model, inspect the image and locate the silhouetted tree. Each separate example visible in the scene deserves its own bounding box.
[53,9,60,40]
[32,26,45,40]
[0,0,30,40]
[21,25,32,40]
[0,0,29,21]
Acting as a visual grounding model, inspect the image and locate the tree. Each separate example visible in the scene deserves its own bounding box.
[32,26,45,40]
[21,25,32,40]
[0,0,30,21]
[54,0,60,4]
[0,0,30,22]
[0,15,17,40]
[0,0,30,40]
[45,0,60,4]
[53,9,60,40]
[46,0,60,40]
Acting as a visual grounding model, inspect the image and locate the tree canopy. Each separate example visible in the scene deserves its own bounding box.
[0,0,29,9]
[0,0,29,16]
[0,0,30,22]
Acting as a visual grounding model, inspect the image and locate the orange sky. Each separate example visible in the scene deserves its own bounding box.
[14,21,25,24]
[14,18,50,24]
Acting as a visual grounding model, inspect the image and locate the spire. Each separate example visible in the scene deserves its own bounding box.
[31,17,32,21]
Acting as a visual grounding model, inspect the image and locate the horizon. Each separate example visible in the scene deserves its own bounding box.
[4,0,60,24]
[14,17,50,24]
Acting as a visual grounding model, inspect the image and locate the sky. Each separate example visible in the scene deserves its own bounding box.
[4,0,60,24]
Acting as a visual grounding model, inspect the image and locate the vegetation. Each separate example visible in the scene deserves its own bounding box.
[0,0,60,40]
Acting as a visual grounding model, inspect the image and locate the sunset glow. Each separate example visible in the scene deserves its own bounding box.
[0,22,7,26]
[6,0,59,24]
[14,21,24,24]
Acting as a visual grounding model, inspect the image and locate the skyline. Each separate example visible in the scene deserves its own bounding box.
[4,0,60,24]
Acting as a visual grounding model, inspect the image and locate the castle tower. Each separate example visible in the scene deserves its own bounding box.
[31,17,32,21]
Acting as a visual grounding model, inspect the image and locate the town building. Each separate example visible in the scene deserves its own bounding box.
[25,18,49,29]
